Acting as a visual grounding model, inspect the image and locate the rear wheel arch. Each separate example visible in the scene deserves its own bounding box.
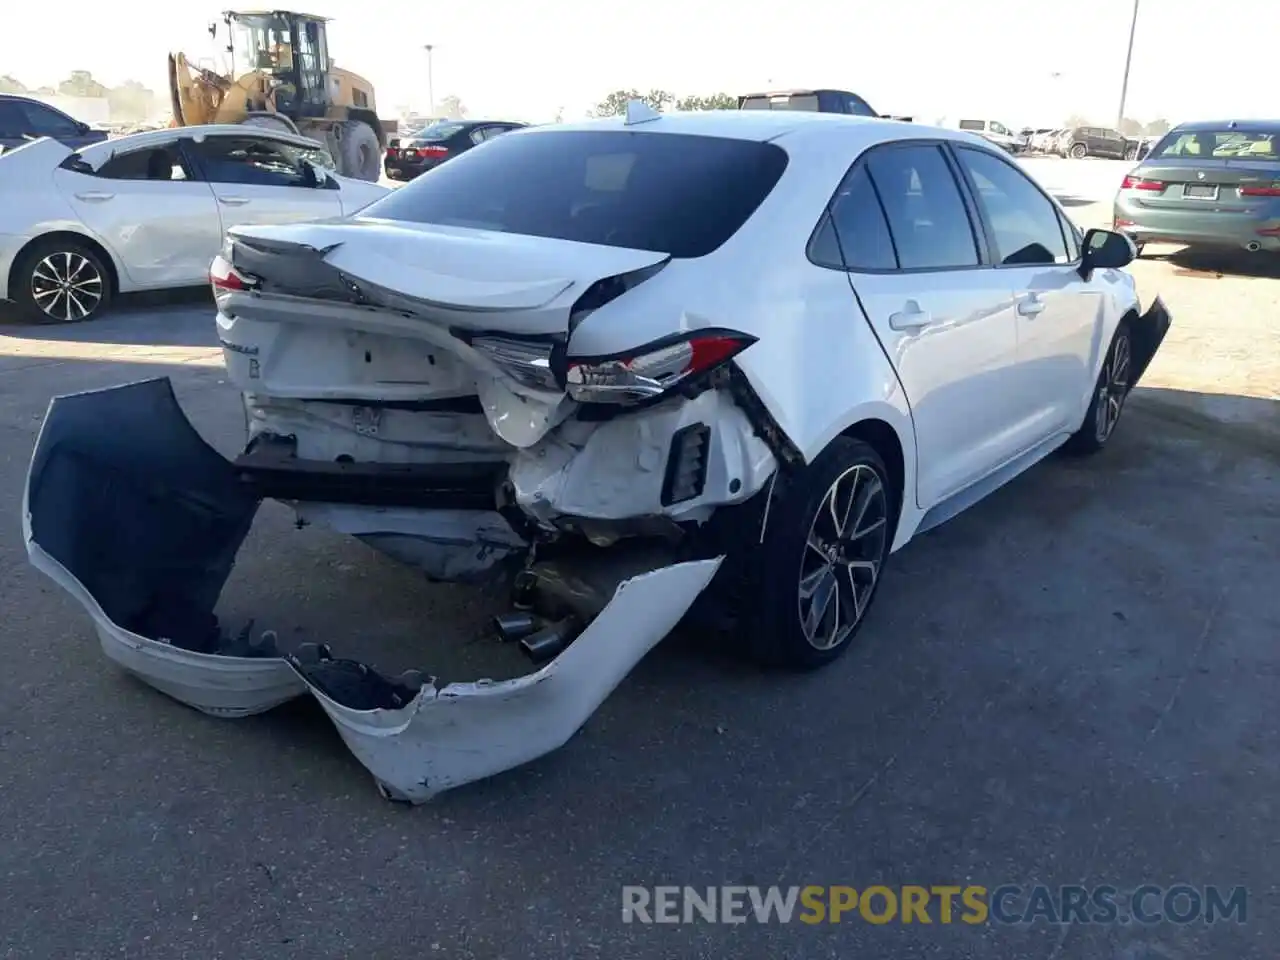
[839,417,906,527]
[10,230,122,299]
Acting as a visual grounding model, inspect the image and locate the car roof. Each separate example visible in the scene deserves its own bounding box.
[1170,119,1280,133]
[77,123,326,161]
[539,109,992,152]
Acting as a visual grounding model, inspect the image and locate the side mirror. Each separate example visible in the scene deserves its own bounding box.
[1079,228,1135,276]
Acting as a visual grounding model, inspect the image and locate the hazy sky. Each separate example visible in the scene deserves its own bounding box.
[2,0,1274,126]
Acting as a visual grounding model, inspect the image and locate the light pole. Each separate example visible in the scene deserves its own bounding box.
[1116,0,1140,129]
[423,44,435,117]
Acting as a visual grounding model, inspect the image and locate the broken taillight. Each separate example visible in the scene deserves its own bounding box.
[413,145,448,159]
[565,330,756,405]
[209,254,258,299]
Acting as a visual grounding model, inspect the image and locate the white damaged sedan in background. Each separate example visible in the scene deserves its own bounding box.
[24,104,1170,803]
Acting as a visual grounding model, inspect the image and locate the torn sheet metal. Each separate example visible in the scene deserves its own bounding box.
[23,377,722,800]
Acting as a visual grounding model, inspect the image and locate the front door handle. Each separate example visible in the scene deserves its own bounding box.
[75,191,114,201]
[217,196,250,206]
[1017,295,1046,317]
[888,300,933,332]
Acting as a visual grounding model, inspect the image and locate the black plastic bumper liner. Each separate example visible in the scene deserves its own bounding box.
[234,433,507,510]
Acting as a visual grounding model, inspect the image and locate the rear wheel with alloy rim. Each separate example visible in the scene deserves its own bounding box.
[1069,143,1088,159]
[1064,320,1132,455]
[745,437,897,669]
[12,238,111,324]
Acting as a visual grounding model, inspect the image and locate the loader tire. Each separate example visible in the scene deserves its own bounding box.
[337,120,381,182]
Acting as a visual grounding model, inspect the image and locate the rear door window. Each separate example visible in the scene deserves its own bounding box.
[863,143,981,270]
[812,166,898,270]
[18,101,80,137]
[187,136,310,187]
[358,129,789,258]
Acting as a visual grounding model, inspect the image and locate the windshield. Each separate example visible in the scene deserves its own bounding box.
[1148,128,1279,161]
[740,94,820,112]
[958,120,985,131]
[358,129,789,259]
[228,14,294,78]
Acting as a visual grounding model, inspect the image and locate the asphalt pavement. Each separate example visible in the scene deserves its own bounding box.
[1,212,1278,958]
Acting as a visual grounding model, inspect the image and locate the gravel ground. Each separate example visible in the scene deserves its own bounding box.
[0,198,1277,958]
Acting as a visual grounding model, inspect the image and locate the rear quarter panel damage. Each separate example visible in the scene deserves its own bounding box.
[23,377,725,802]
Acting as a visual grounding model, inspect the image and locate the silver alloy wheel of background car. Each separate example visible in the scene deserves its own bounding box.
[1069,143,1087,159]
[797,464,889,651]
[1094,328,1131,444]
[30,252,104,323]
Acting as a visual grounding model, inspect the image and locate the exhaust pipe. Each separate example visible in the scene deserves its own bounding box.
[1246,241,1262,252]
[492,611,542,643]
[519,617,581,664]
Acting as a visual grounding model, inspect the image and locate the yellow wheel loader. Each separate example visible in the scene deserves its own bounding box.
[167,10,387,181]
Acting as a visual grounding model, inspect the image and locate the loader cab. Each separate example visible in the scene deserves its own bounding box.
[224,10,331,119]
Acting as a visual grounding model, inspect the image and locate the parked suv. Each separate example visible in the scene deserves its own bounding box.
[0,94,108,152]
[737,89,912,121]
[1056,125,1137,160]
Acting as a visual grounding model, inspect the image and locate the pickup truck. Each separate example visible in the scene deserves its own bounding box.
[737,89,912,122]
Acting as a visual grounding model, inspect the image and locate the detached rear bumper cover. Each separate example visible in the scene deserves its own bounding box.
[23,378,722,802]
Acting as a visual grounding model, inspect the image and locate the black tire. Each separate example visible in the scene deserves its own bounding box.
[744,438,897,670]
[337,120,381,182]
[1069,143,1088,159]
[10,237,112,324]
[1063,319,1133,456]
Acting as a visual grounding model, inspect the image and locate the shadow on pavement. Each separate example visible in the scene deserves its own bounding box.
[1142,245,1280,280]
[0,286,214,345]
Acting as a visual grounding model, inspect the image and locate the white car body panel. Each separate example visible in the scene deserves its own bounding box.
[0,125,390,303]
[25,111,1169,801]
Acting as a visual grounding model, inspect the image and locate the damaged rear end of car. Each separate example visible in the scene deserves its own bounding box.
[24,122,796,802]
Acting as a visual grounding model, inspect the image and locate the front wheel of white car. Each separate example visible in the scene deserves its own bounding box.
[1064,319,1132,456]
[11,238,112,324]
[745,438,896,670]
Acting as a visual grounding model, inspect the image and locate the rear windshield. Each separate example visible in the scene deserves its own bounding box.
[958,120,985,131]
[1148,129,1279,161]
[358,129,789,258]
[740,94,820,112]
[413,122,467,141]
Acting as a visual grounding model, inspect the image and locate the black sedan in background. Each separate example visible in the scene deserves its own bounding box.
[384,120,527,180]
[1113,119,1280,256]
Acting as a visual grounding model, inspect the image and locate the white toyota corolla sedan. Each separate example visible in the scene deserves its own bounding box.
[0,124,389,323]
[25,105,1170,802]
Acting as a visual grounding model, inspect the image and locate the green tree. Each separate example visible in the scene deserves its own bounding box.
[1118,116,1143,137]
[590,88,674,117]
[1063,113,1091,129]
[437,94,468,120]
[674,92,737,111]
[58,70,108,98]
[1143,118,1170,136]
[0,75,28,94]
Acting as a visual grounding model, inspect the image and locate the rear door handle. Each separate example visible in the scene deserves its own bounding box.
[217,196,250,206]
[75,191,114,201]
[1017,295,1046,317]
[888,300,933,332]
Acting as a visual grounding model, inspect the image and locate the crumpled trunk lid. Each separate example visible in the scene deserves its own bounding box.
[226,218,670,334]
[24,378,722,802]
